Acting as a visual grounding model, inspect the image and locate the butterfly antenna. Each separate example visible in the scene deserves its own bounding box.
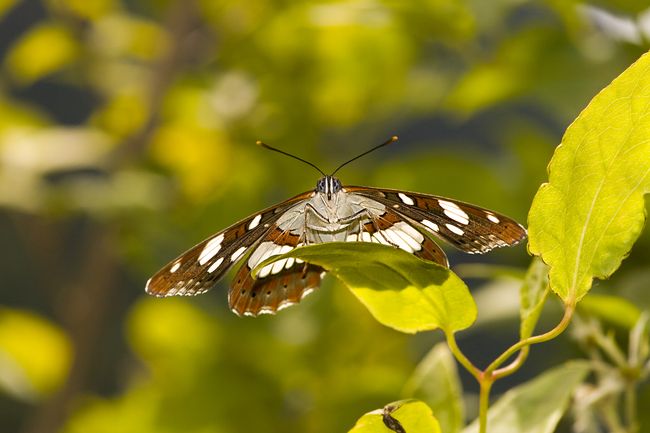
[257,141,327,176]
[331,135,398,176]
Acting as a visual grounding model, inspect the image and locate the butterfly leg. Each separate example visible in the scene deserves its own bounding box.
[302,203,332,244]
[341,209,401,248]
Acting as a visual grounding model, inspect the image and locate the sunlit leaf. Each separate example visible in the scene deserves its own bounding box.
[463,362,591,433]
[402,343,464,433]
[528,51,650,304]
[520,258,551,340]
[0,309,71,400]
[258,243,477,334]
[349,400,441,433]
[6,23,79,84]
[577,294,642,329]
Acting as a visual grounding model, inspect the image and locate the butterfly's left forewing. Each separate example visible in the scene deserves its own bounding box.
[145,191,314,297]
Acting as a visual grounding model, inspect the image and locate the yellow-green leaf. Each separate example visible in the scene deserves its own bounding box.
[528,50,650,303]
[520,258,551,340]
[577,294,642,329]
[463,362,590,433]
[257,243,477,334]
[349,400,441,433]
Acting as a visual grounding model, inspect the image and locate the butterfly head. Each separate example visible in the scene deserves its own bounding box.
[316,175,342,200]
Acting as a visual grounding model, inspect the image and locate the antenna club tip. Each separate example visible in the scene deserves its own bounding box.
[255,140,263,146]
[391,135,399,142]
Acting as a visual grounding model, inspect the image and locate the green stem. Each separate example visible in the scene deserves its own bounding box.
[485,302,576,375]
[625,381,639,433]
[479,378,493,433]
[445,330,482,381]
[493,346,530,380]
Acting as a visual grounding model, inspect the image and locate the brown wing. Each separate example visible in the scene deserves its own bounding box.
[228,224,325,316]
[360,208,449,266]
[145,191,314,297]
[346,186,526,254]
[229,262,325,316]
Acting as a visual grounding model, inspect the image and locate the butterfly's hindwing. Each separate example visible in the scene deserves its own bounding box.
[346,187,526,254]
[229,261,325,316]
[145,191,314,298]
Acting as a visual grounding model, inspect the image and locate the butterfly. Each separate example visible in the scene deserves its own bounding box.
[146,136,527,317]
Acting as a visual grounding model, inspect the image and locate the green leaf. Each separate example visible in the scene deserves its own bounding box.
[402,343,464,433]
[528,51,650,303]
[577,294,642,329]
[348,400,441,433]
[520,258,551,340]
[463,362,591,433]
[256,243,477,334]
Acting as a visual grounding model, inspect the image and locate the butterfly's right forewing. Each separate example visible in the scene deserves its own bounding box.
[145,191,314,297]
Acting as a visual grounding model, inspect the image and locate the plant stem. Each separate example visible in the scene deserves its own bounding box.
[625,381,639,433]
[485,302,576,375]
[445,330,482,381]
[493,346,530,380]
[479,378,494,433]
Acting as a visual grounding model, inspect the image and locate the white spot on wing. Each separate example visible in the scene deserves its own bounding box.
[207,257,224,273]
[170,261,181,273]
[248,214,262,230]
[372,232,391,245]
[446,223,465,236]
[258,308,275,315]
[248,241,275,269]
[487,213,500,223]
[231,246,247,262]
[398,193,415,206]
[422,219,439,232]
[394,222,424,243]
[255,244,293,278]
[381,229,408,251]
[444,210,469,225]
[439,200,470,225]
[277,300,295,311]
[391,222,423,251]
[199,234,224,266]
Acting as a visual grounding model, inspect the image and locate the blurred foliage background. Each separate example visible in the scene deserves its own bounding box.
[0,0,649,432]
